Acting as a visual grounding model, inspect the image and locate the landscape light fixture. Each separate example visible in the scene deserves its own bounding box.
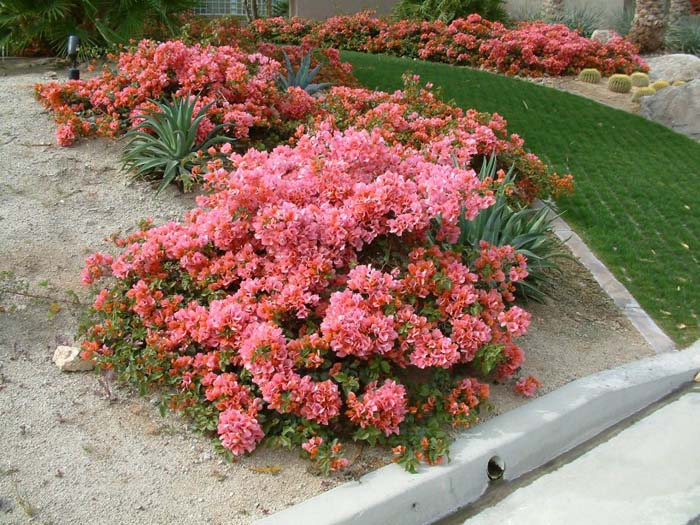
[67,35,80,80]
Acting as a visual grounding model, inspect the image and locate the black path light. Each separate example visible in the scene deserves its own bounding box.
[67,35,80,80]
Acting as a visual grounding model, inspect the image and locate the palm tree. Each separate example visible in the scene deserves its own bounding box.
[628,0,668,52]
[666,0,691,46]
[0,0,196,56]
[542,0,565,22]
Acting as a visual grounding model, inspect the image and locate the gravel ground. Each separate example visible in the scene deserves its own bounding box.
[0,68,654,525]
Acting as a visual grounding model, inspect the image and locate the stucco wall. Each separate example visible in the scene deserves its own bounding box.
[290,0,397,19]
[290,0,632,25]
[506,0,632,26]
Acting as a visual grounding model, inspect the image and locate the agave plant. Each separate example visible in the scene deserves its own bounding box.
[434,156,568,301]
[277,49,331,95]
[122,96,234,195]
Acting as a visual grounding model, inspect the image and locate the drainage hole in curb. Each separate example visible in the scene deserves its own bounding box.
[487,456,505,481]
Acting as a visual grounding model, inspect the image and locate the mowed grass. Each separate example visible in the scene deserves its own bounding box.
[343,51,700,347]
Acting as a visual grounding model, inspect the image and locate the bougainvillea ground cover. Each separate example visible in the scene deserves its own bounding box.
[32,38,580,472]
[78,124,538,473]
[0,64,655,524]
[344,50,700,346]
[184,12,648,77]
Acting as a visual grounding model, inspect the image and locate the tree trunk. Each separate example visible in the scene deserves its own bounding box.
[667,0,691,45]
[242,0,253,21]
[628,0,668,53]
[252,0,259,19]
[542,0,565,22]
[267,0,273,17]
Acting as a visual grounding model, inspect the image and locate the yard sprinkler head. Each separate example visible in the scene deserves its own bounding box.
[67,35,80,80]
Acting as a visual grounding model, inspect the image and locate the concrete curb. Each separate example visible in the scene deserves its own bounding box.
[257,342,700,525]
[534,201,676,354]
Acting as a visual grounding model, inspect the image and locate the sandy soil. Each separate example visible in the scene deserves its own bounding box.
[525,75,643,114]
[0,69,653,525]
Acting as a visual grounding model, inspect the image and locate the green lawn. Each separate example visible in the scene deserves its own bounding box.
[342,51,700,347]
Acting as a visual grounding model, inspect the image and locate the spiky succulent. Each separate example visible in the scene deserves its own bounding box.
[652,79,670,91]
[433,156,567,302]
[672,80,686,87]
[277,50,331,96]
[578,68,601,83]
[122,96,233,195]
[631,86,656,102]
[630,72,650,87]
[608,74,632,93]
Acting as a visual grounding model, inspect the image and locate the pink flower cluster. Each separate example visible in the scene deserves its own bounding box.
[314,75,573,203]
[34,39,338,146]
[514,375,542,397]
[82,126,532,460]
[479,21,646,76]
[195,12,647,77]
[346,380,408,436]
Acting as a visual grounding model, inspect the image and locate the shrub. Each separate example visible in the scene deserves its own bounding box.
[185,12,648,78]
[0,0,197,57]
[630,72,650,87]
[80,126,532,473]
[121,96,233,195]
[666,15,700,55]
[608,74,632,93]
[34,40,320,148]
[652,79,670,91]
[546,4,605,38]
[610,5,636,37]
[478,21,646,76]
[436,157,566,302]
[578,68,601,84]
[314,75,573,204]
[631,86,656,102]
[393,0,508,23]
[417,14,506,66]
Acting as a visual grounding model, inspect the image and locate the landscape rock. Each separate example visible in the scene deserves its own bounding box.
[640,80,700,140]
[52,345,94,372]
[591,30,616,44]
[646,54,700,82]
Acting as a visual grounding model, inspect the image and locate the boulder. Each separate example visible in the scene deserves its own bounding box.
[52,345,94,372]
[591,30,617,44]
[646,54,700,82]
[641,80,700,140]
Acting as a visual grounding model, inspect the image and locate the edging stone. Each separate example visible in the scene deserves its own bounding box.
[535,202,676,354]
[256,342,700,525]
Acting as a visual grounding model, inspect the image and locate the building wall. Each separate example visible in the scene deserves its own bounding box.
[290,0,633,24]
[290,0,397,19]
[505,0,631,26]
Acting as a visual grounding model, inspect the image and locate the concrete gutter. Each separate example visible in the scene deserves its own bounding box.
[534,202,676,354]
[257,341,700,525]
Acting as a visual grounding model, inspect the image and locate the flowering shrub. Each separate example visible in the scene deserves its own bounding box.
[36,41,570,205]
[313,75,573,203]
[514,375,542,397]
[191,12,647,76]
[34,39,346,147]
[35,40,283,147]
[478,22,646,76]
[80,126,535,472]
[417,15,505,66]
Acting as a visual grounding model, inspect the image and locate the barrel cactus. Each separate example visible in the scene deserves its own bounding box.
[630,72,650,87]
[578,68,601,84]
[672,80,686,86]
[631,86,656,102]
[652,79,670,91]
[608,74,632,93]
